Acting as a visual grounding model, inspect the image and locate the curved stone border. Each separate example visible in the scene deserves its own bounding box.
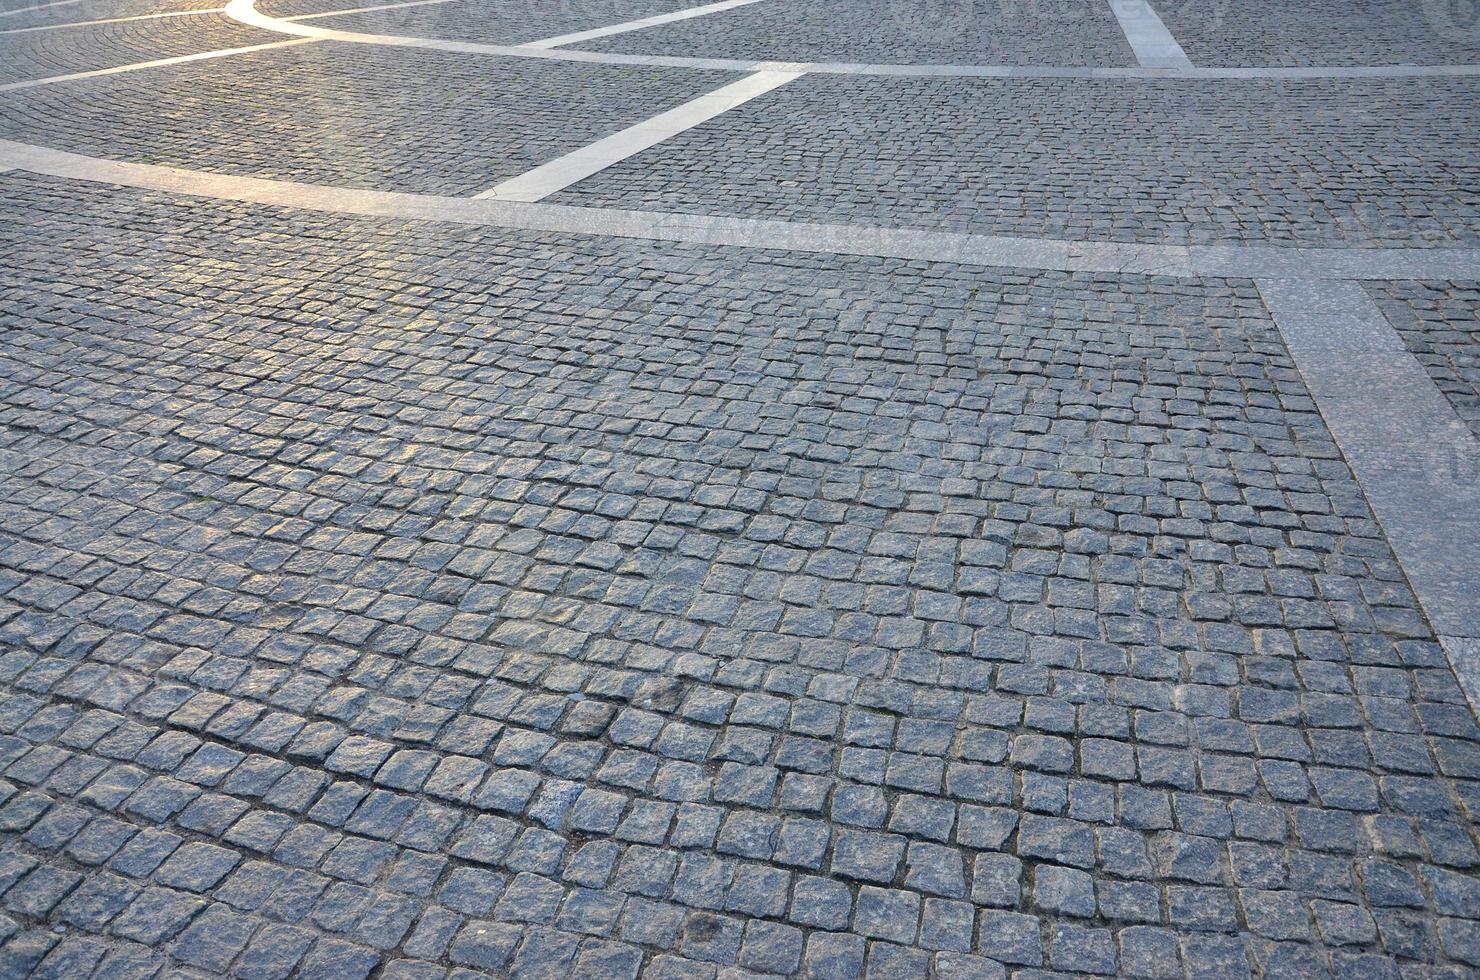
[224,0,1480,80]
[3,138,1478,281]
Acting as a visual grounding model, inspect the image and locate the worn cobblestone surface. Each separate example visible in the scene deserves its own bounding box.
[0,175,1477,978]
[1,0,1479,975]
[0,14,280,85]
[261,0,722,45]
[0,43,736,194]
[1368,282,1480,441]
[575,0,1136,66]
[550,74,1480,248]
[1156,0,1480,68]
[0,0,223,31]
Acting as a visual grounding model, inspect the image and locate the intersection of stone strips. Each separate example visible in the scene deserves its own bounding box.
[0,0,1478,978]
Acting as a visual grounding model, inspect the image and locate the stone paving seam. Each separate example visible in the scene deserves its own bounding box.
[0,8,227,36]
[1258,278,1480,717]
[3,137,1479,281]
[222,0,1480,80]
[0,0,84,19]
[288,0,455,23]
[1106,0,1191,69]
[519,0,772,51]
[0,36,320,93]
[473,69,804,202]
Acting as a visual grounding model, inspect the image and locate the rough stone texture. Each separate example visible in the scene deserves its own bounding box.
[1156,0,1480,67]
[0,41,737,194]
[0,0,222,32]
[0,14,281,85]
[577,0,1138,66]
[551,73,1480,248]
[259,0,722,45]
[1368,281,1480,440]
[0,174,1476,977]
[0,0,1478,975]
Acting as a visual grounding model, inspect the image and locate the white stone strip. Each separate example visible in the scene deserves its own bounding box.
[1107,0,1191,68]
[2,138,1478,282]
[0,0,85,19]
[223,0,1480,79]
[288,0,453,22]
[1259,279,1480,716]
[474,70,802,202]
[0,37,317,91]
[0,0,444,34]
[519,0,768,50]
[0,8,226,34]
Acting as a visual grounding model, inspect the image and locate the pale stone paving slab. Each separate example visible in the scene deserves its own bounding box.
[474,69,804,202]
[1258,279,1480,712]
[1107,0,1191,69]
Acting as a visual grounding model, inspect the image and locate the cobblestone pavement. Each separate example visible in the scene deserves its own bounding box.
[0,0,1478,977]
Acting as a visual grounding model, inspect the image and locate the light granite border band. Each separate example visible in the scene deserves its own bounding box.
[474,70,803,201]
[0,1,446,37]
[0,0,86,19]
[1107,0,1192,69]
[520,0,769,50]
[2,138,1478,282]
[0,37,319,92]
[0,8,226,35]
[223,0,1480,79]
[1258,279,1480,715]
[0,0,452,90]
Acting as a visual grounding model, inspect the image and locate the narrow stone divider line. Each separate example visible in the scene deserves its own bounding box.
[1258,278,1480,716]
[472,69,804,202]
[0,37,319,92]
[1,138,1478,282]
[519,0,769,50]
[0,0,86,19]
[223,0,1480,79]
[0,8,226,35]
[288,0,454,22]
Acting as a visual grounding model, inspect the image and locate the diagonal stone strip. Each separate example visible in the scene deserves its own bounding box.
[0,0,85,18]
[224,0,1480,78]
[518,0,771,50]
[0,0,455,90]
[0,37,320,92]
[3,137,1479,282]
[1106,0,1192,68]
[473,69,804,202]
[288,0,456,22]
[1259,278,1480,715]
[0,0,446,34]
[0,8,226,35]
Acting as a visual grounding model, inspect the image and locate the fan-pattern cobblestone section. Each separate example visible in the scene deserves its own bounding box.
[0,177,1477,978]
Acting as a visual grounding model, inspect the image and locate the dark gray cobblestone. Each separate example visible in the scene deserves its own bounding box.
[550,73,1480,248]
[0,175,1477,977]
[262,0,722,45]
[0,42,736,194]
[1156,0,1480,68]
[0,14,281,85]
[575,0,1137,67]
[1367,281,1480,441]
[0,0,222,31]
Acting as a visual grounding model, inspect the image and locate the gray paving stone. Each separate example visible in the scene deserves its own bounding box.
[0,12,1477,965]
